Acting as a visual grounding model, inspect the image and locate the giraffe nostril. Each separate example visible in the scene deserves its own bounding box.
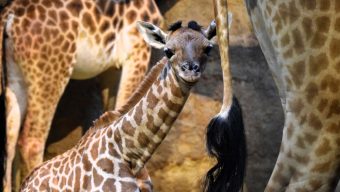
[193,64,200,72]
[181,62,191,71]
[181,62,199,72]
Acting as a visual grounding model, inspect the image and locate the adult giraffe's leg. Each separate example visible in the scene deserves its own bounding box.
[115,38,151,109]
[2,3,79,179]
[4,82,26,192]
[17,66,73,177]
[3,26,27,192]
[98,35,151,111]
[14,43,76,178]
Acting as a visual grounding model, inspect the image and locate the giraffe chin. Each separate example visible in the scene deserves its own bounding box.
[178,73,201,86]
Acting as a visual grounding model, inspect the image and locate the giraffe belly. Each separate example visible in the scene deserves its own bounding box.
[71,34,121,80]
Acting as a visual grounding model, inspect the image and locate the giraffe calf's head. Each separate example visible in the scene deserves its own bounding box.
[137,20,216,85]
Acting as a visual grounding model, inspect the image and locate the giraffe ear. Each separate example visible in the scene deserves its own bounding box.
[204,12,233,40]
[137,21,168,49]
[204,20,217,40]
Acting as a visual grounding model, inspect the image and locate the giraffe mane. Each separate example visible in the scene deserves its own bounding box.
[92,111,121,130]
[83,57,167,138]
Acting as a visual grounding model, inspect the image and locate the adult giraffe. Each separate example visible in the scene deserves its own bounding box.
[0,0,162,191]
[245,0,340,191]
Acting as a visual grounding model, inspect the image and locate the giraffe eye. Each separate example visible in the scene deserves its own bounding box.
[164,48,174,58]
[204,44,213,55]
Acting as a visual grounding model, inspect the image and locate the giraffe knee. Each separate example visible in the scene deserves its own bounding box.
[18,137,44,168]
[18,138,44,155]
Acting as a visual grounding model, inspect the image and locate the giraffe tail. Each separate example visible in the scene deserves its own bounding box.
[204,96,247,192]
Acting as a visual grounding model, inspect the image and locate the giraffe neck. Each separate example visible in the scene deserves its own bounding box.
[108,59,190,174]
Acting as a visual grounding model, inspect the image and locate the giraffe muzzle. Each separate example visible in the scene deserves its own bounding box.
[180,62,200,73]
[178,62,202,84]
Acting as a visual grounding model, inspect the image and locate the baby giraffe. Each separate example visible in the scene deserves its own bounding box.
[19,20,216,192]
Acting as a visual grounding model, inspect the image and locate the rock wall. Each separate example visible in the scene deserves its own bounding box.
[45,0,285,191]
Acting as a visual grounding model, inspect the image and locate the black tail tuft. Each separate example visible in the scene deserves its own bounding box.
[203,96,247,192]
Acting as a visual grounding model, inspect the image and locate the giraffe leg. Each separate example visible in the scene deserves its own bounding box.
[2,30,28,192]
[17,70,72,178]
[3,87,26,192]
[11,22,77,179]
[115,41,151,109]
[4,89,20,192]
[14,47,75,178]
